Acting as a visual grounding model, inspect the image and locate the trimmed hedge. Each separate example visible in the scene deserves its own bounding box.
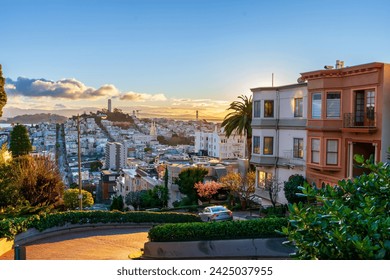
[148,217,288,242]
[0,210,201,240]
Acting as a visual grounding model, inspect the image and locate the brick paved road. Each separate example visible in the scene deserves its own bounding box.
[0,227,150,260]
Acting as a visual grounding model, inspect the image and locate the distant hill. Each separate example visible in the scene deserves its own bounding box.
[2,113,68,124]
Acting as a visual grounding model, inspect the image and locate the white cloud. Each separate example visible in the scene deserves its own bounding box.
[119,92,167,102]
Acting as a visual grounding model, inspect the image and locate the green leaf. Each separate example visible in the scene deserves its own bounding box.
[354,154,364,164]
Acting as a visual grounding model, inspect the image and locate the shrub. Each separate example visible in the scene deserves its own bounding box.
[284,174,307,204]
[0,210,201,240]
[261,205,288,217]
[148,217,287,242]
[282,156,390,259]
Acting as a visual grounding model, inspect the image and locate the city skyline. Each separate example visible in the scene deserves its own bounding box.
[1,0,390,120]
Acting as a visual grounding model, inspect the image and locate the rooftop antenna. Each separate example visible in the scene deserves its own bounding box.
[272,73,274,87]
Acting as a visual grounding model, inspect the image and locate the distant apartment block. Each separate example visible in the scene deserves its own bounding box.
[301,61,390,187]
[194,125,246,159]
[250,83,308,203]
[105,142,126,170]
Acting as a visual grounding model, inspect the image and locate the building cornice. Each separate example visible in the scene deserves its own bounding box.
[300,62,386,81]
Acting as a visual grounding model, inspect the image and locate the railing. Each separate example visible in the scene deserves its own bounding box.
[343,112,376,128]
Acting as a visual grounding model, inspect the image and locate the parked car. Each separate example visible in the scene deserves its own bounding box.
[199,205,233,222]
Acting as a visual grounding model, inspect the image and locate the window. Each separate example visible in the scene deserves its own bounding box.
[253,136,260,154]
[294,98,303,117]
[366,90,375,120]
[326,92,341,118]
[311,93,322,119]
[293,138,304,159]
[254,100,261,118]
[326,139,338,165]
[263,137,273,155]
[264,100,274,118]
[258,171,272,188]
[311,138,320,164]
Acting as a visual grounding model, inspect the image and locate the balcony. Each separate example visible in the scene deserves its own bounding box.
[342,112,377,133]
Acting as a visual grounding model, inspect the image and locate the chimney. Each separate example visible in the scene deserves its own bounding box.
[335,60,344,69]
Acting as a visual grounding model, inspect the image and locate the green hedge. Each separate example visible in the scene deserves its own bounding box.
[148,217,288,242]
[0,210,201,240]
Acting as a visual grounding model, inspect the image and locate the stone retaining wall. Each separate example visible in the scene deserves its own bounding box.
[143,238,295,259]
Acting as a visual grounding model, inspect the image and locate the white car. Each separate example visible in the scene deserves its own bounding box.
[199,205,233,222]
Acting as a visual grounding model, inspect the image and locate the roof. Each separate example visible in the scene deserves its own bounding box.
[251,82,307,92]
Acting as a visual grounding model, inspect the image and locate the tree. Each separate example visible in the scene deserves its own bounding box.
[90,161,103,172]
[221,95,252,161]
[12,155,64,207]
[194,181,222,203]
[125,191,142,210]
[110,195,124,211]
[282,155,390,259]
[263,176,282,208]
[164,166,169,189]
[10,124,32,157]
[154,184,169,208]
[0,146,18,211]
[0,153,64,215]
[284,174,308,204]
[0,143,11,165]
[219,171,255,209]
[0,64,7,117]
[63,189,94,210]
[219,172,242,205]
[176,167,208,205]
[242,170,256,206]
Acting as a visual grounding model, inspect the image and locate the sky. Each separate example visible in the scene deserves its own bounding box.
[1,0,390,121]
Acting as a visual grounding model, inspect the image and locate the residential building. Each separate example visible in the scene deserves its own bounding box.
[250,83,308,204]
[105,142,126,170]
[300,61,390,187]
[100,169,120,202]
[194,125,246,159]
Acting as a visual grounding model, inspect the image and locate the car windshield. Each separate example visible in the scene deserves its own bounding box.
[211,206,227,212]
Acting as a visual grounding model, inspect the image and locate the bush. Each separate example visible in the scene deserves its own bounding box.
[261,205,288,217]
[284,174,307,204]
[0,210,201,240]
[282,156,390,259]
[148,217,287,242]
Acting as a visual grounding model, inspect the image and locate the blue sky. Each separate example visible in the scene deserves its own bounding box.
[1,0,390,120]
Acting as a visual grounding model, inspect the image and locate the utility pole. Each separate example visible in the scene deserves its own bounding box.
[77,115,83,210]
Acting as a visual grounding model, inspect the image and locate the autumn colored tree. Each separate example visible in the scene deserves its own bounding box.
[219,172,242,205]
[194,181,223,203]
[219,171,256,208]
[242,170,256,204]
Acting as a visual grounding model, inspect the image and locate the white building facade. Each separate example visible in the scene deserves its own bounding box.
[250,83,308,204]
[194,126,246,160]
[105,142,126,170]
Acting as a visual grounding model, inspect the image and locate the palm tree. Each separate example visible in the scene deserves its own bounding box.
[221,95,252,161]
[0,64,7,117]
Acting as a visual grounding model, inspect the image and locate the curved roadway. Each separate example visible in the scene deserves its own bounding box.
[0,227,150,260]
